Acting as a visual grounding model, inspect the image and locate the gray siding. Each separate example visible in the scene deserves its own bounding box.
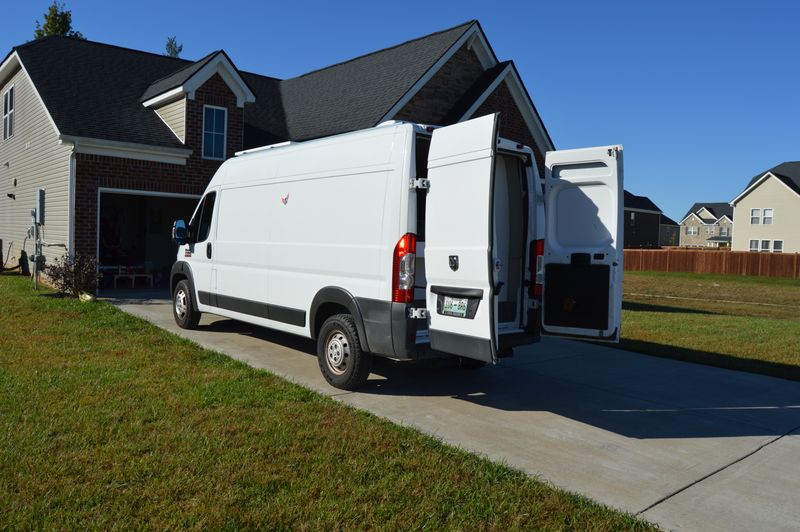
[0,63,72,268]
[154,98,185,143]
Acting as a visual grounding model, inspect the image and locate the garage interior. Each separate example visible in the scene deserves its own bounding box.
[98,192,198,290]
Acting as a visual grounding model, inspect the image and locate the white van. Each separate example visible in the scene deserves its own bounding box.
[170,114,623,390]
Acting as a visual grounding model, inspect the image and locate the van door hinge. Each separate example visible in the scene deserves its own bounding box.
[408,308,428,319]
[410,178,429,190]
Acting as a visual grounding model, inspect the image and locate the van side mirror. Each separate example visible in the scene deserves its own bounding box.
[172,219,188,245]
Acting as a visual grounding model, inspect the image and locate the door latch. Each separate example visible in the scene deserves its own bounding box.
[410,178,429,190]
[408,308,428,319]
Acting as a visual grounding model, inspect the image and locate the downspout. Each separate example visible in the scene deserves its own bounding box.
[67,143,76,259]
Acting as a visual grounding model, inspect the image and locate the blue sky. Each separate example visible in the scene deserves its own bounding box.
[3,1,798,220]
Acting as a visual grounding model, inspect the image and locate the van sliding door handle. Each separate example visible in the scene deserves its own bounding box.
[206,242,212,259]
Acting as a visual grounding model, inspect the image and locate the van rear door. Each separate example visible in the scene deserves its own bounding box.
[541,146,623,341]
[424,114,499,363]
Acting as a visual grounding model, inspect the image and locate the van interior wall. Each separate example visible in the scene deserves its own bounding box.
[413,136,431,302]
[494,154,526,323]
[99,193,197,287]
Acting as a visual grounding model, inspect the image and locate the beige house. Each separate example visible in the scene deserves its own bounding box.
[731,163,800,253]
[679,203,733,247]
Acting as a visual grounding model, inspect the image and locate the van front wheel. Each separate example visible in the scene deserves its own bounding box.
[317,314,372,390]
[173,280,201,329]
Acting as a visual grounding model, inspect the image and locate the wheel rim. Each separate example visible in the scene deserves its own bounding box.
[175,289,188,320]
[325,330,350,375]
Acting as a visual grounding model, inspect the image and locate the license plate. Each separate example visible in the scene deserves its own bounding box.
[442,296,468,317]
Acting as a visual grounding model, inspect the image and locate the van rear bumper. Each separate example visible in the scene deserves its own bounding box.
[356,300,541,360]
[355,298,426,360]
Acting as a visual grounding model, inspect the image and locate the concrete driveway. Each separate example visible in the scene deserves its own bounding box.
[108,292,800,531]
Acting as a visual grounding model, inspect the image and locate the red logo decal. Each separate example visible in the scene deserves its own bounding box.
[281,193,290,205]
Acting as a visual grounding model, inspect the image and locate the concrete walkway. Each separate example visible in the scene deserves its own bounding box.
[107,292,800,531]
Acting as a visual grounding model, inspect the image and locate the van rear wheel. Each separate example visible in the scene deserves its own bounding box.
[317,314,371,390]
[173,280,201,329]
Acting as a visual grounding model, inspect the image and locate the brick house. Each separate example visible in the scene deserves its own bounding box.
[623,190,662,248]
[679,203,733,247]
[0,21,553,287]
[658,214,679,247]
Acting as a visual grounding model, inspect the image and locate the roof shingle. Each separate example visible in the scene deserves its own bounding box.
[624,190,662,213]
[15,36,190,148]
[745,162,800,197]
[682,202,733,222]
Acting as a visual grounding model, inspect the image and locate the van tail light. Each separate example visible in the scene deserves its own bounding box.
[393,233,417,303]
[530,239,544,298]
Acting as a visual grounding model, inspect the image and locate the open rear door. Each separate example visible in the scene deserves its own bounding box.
[542,146,623,341]
[425,114,499,363]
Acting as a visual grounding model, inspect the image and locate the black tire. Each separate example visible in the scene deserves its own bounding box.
[317,314,372,390]
[457,356,488,370]
[173,279,201,329]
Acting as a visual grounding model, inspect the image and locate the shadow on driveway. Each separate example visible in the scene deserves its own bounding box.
[186,316,800,441]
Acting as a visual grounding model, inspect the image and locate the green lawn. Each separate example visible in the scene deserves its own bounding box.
[620,271,800,381]
[0,274,649,530]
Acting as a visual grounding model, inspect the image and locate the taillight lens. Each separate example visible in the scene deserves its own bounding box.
[530,239,544,298]
[393,233,417,303]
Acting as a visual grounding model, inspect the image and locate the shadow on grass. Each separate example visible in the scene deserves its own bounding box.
[622,300,718,315]
[615,338,800,383]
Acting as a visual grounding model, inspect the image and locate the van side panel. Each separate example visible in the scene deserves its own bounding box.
[206,125,410,346]
[215,185,270,307]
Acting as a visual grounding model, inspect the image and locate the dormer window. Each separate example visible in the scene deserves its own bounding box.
[202,105,227,160]
[2,86,14,140]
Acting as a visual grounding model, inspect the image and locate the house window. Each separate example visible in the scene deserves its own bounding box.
[750,208,760,224]
[773,240,783,253]
[686,226,699,235]
[761,240,770,252]
[2,86,13,140]
[720,226,729,237]
[763,208,773,225]
[202,105,227,160]
[706,226,715,235]
[749,239,759,252]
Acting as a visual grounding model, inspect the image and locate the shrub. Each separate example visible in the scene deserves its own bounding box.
[45,253,101,297]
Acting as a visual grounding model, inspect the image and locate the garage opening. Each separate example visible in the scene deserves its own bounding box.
[98,190,199,290]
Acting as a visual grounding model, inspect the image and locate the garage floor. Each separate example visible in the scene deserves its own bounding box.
[108,293,800,531]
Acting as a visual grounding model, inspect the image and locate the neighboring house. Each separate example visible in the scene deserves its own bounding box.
[679,202,733,247]
[730,162,800,253]
[659,214,679,246]
[0,21,554,287]
[623,190,662,248]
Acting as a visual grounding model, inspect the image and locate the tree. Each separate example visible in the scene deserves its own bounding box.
[165,36,183,58]
[34,1,84,39]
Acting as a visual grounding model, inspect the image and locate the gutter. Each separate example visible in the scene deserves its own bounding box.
[59,135,192,166]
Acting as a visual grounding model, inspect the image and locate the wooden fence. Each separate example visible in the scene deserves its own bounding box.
[624,248,800,279]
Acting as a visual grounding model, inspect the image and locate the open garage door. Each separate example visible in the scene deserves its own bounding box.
[98,190,199,290]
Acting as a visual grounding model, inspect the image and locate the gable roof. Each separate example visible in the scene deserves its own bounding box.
[440,61,512,124]
[682,202,733,222]
[733,162,800,204]
[5,20,549,153]
[276,20,476,141]
[624,190,662,213]
[660,214,679,226]
[140,50,221,102]
[13,36,190,148]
